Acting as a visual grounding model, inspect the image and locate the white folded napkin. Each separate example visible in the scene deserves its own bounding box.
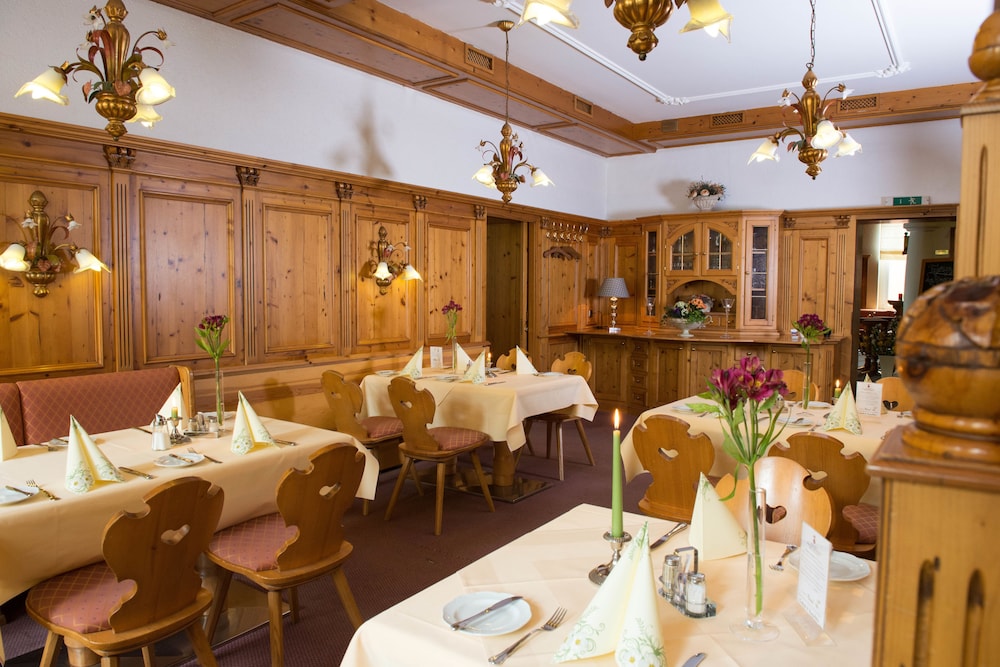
[453,340,473,371]
[230,392,276,454]
[515,346,538,375]
[554,523,664,666]
[64,416,124,494]
[1,407,18,461]
[401,347,424,379]
[462,351,487,384]
[690,473,746,560]
[157,383,189,421]
[823,384,863,435]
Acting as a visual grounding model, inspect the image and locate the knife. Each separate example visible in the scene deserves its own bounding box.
[4,485,32,497]
[681,652,706,667]
[118,466,155,480]
[650,522,689,550]
[450,595,523,631]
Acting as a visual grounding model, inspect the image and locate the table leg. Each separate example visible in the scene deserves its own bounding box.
[451,441,551,503]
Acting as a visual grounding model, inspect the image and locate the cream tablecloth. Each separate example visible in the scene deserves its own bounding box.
[622,398,910,506]
[0,417,377,606]
[341,503,876,666]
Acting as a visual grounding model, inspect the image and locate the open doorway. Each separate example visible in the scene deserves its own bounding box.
[486,217,527,356]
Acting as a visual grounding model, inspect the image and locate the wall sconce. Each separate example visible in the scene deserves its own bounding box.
[0,190,109,297]
[365,224,421,295]
[597,277,630,333]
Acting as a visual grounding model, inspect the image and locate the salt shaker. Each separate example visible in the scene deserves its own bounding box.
[151,415,169,451]
[207,414,219,435]
[684,572,707,617]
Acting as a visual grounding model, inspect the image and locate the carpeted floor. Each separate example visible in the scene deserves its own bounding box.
[1,409,649,666]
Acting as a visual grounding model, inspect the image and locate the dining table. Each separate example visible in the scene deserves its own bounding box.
[621,396,913,506]
[340,503,877,666]
[360,369,598,501]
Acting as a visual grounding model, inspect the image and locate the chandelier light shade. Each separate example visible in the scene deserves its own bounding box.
[0,190,109,298]
[365,224,422,295]
[597,277,630,333]
[746,0,861,179]
[14,0,173,140]
[680,0,733,41]
[604,0,732,60]
[520,0,579,28]
[474,20,554,204]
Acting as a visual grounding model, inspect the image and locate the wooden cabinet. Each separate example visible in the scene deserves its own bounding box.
[649,341,684,406]
[685,343,731,396]
[587,336,629,404]
[627,339,649,412]
[740,214,779,331]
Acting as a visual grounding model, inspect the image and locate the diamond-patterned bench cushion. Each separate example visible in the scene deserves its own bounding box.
[843,502,880,544]
[27,562,132,634]
[428,427,490,451]
[18,367,181,445]
[360,415,403,441]
[0,382,25,447]
[209,513,296,572]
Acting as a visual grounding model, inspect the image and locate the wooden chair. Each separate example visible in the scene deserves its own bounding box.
[26,477,224,667]
[716,456,833,545]
[204,444,366,667]
[631,415,715,522]
[770,432,879,555]
[384,376,495,535]
[781,369,822,403]
[522,352,596,480]
[495,347,530,372]
[877,376,914,412]
[322,370,403,514]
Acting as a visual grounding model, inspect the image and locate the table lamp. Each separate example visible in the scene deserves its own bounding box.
[597,277,630,333]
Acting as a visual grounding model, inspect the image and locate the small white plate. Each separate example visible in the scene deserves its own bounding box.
[154,453,205,468]
[375,370,396,377]
[536,371,562,377]
[788,550,872,582]
[798,401,833,409]
[442,592,531,636]
[0,485,40,505]
[670,403,697,413]
[776,415,813,427]
[435,375,460,382]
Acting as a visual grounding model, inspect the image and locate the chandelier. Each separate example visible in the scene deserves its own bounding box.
[473,20,554,204]
[747,0,861,179]
[0,190,109,298]
[604,0,733,60]
[15,0,174,140]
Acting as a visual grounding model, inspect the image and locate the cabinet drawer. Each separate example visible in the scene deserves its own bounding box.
[629,389,647,406]
[630,356,648,372]
[631,341,649,355]
[630,372,647,388]
[732,344,765,361]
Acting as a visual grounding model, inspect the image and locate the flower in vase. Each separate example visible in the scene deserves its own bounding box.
[195,314,230,362]
[441,299,462,342]
[791,313,830,349]
[666,297,709,323]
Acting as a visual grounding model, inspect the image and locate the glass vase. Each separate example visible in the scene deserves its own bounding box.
[802,351,813,410]
[731,486,779,641]
[214,360,225,430]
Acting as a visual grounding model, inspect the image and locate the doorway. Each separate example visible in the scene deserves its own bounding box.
[486,217,527,356]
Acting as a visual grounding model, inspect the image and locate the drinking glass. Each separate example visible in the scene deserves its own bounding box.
[722,298,734,338]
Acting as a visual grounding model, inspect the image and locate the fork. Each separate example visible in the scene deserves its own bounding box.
[488,607,567,665]
[26,479,60,501]
[770,544,797,571]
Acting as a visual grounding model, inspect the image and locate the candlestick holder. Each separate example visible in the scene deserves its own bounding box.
[168,416,190,444]
[589,531,632,585]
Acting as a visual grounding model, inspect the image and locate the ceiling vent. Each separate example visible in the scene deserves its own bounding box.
[465,45,494,72]
[660,119,679,133]
[838,95,878,113]
[574,97,594,117]
[711,111,744,127]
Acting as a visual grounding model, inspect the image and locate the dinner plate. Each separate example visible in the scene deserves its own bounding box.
[798,401,833,409]
[442,591,531,636]
[435,375,460,382]
[670,403,697,413]
[153,453,205,468]
[788,550,872,582]
[536,371,562,377]
[0,485,40,506]
[776,414,813,427]
[375,370,396,377]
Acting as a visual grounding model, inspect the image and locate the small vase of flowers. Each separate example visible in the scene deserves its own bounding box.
[195,314,230,429]
[687,180,726,211]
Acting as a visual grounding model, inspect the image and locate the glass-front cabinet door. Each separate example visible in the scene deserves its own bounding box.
[664,219,738,278]
[644,224,659,320]
[740,215,778,330]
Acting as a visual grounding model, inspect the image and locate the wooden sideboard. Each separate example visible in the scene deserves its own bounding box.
[573,328,841,413]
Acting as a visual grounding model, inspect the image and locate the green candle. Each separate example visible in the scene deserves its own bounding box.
[612,409,623,538]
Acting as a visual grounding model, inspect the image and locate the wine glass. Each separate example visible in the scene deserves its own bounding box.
[722,298,734,338]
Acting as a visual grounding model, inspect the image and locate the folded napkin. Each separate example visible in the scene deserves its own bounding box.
[230,392,276,454]
[65,416,124,494]
[823,384,863,435]
[401,347,423,379]
[515,346,538,375]
[1,407,17,461]
[462,351,487,384]
[157,383,189,421]
[453,340,473,371]
[555,523,664,666]
[690,473,746,560]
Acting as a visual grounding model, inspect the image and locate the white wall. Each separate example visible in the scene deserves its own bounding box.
[0,0,963,221]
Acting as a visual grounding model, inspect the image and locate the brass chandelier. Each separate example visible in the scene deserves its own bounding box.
[604,0,733,60]
[15,0,174,140]
[473,20,554,204]
[747,0,861,179]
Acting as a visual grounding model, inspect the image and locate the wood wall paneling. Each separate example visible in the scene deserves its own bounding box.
[425,213,478,345]
[486,218,523,357]
[354,209,417,349]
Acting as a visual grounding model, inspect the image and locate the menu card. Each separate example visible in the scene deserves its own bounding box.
[796,522,833,629]
[429,346,443,369]
[854,380,883,416]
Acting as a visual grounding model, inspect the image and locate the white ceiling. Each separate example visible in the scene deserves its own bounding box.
[378,0,993,125]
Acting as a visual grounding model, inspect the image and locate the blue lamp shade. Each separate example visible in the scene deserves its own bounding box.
[597,277,630,299]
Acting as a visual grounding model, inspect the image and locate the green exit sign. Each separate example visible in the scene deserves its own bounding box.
[892,196,927,206]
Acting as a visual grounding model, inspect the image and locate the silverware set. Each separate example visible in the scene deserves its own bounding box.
[488,607,567,665]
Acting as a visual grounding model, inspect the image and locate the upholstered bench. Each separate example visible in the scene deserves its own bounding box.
[2,366,192,446]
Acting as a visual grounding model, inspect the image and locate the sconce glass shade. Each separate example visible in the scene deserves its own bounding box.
[15,67,70,105]
[128,104,162,128]
[0,244,31,272]
[597,277,630,299]
[681,0,733,41]
[401,264,422,281]
[811,119,842,150]
[530,168,555,187]
[135,68,175,106]
[373,261,393,281]
[73,248,110,273]
[520,0,579,28]
[747,138,780,164]
[835,133,862,157]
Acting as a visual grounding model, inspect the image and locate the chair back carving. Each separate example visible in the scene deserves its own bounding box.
[496,347,530,372]
[770,432,873,551]
[388,376,442,452]
[780,369,822,403]
[632,415,715,522]
[551,352,592,381]
[321,370,369,441]
[716,456,833,545]
[877,376,914,412]
[275,444,365,570]
[103,477,224,632]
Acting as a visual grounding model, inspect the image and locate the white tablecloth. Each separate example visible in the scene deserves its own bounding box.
[341,503,876,666]
[622,397,911,506]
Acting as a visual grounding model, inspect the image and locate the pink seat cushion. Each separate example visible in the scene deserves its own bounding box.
[27,562,132,634]
[0,383,25,446]
[209,513,296,572]
[843,503,880,544]
[427,427,490,451]
[360,416,403,440]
